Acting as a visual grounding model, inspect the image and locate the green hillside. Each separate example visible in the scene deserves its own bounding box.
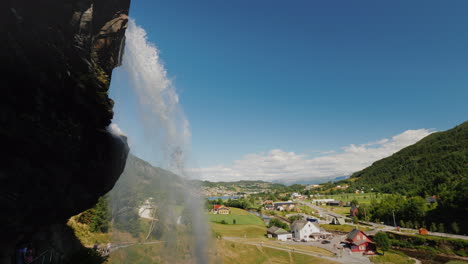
[340,121,467,233]
[347,121,468,196]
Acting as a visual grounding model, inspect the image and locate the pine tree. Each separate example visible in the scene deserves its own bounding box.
[451,222,460,234]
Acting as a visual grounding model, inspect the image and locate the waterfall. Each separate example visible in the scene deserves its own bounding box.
[110,18,210,263]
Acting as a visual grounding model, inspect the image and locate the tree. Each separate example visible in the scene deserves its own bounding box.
[374,232,390,255]
[406,220,413,229]
[233,219,236,225]
[430,222,437,232]
[399,220,405,228]
[268,218,288,230]
[451,222,460,234]
[288,215,303,222]
[437,223,445,233]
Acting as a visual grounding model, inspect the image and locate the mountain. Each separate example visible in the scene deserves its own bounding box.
[347,121,468,197]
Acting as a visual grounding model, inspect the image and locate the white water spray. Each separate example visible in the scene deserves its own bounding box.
[116,18,211,263]
[123,19,191,174]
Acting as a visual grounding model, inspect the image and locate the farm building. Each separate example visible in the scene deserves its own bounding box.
[267,226,292,241]
[345,228,376,253]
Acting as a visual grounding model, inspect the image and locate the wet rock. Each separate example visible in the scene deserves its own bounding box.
[0,0,131,262]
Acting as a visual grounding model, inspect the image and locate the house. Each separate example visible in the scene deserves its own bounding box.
[291,220,331,241]
[138,199,156,220]
[264,205,275,211]
[326,200,343,206]
[263,200,274,205]
[311,199,335,205]
[213,205,230,214]
[345,229,376,253]
[217,206,230,214]
[274,202,296,211]
[267,226,292,241]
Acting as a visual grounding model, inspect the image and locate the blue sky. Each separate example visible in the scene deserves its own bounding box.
[110,1,468,182]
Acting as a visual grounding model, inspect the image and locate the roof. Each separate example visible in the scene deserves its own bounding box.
[218,206,229,210]
[274,202,295,206]
[346,228,361,240]
[213,205,221,210]
[267,226,290,235]
[291,219,308,230]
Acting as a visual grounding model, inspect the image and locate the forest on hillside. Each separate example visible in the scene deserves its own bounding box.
[338,122,468,234]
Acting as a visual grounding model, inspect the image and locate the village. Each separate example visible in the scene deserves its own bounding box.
[211,197,377,258]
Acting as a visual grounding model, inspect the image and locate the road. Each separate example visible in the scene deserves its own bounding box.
[298,200,468,240]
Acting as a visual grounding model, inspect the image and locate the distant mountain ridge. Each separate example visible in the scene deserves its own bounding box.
[346,121,468,196]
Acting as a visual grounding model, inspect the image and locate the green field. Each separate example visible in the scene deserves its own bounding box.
[370,250,416,264]
[208,207,265,225]
[321,224,373,233]
[312,193,389,205]
[218,240,339,264]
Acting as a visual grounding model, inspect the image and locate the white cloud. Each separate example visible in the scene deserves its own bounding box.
[191,128,433,183]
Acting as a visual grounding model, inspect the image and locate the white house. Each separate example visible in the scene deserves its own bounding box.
[291,220,331,241]
[267,226,292,241]
[138,199,156,220]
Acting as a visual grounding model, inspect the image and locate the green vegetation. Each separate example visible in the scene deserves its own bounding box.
[77,196,110,233]
[217,240,338,264]
[386,232,468,257]
[268,218,289,230]
[320,224,372,233]
[208,207,267,238]
[347,122,468,196]
[374,232,391,255]
[370,250,416,264]
[337,122,468,234]
[208,207,265,225]
[211,223,267,238]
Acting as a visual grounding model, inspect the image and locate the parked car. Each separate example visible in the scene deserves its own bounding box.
[321,240,331,244]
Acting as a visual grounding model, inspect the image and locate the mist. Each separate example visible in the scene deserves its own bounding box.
[108,18,212,263]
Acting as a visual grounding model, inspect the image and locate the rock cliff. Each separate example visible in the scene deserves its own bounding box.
[0,0,130,262]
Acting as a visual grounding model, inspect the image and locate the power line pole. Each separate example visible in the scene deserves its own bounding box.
[392,210,396,227]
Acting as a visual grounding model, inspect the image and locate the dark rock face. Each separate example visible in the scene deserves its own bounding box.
[0,0,130,262]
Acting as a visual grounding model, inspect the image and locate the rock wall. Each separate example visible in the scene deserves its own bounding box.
[0,0,130,262]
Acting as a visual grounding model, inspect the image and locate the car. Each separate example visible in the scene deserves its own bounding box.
[321,240,331,244]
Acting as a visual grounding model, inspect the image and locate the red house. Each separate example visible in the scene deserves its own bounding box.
[345,229,376,253]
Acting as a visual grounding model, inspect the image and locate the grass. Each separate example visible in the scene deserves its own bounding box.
[208,207,265,225]
[370,250,416,264]
[262,241,334,256]
[67,216,110,246]
[217,240,339,264]
[321,224,373,233]
[211,223,267,238]
[311,193,389,205]
[319,205,350,215]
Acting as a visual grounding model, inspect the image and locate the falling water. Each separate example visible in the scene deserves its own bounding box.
[109,19,211,263]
